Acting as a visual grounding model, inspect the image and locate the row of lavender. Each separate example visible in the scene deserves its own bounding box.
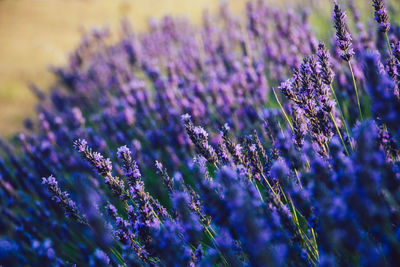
[1,0,400,266]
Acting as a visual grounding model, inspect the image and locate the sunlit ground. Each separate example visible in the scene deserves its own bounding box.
[0,0,397,136]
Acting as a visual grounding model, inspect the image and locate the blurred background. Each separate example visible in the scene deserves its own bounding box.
[0,0,397,137]
[0,0,250,137]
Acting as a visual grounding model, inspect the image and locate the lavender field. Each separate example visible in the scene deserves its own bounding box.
[1,0,400,266]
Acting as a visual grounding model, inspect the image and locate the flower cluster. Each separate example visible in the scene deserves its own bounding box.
[1,0,400,266]
[42,175,87,225]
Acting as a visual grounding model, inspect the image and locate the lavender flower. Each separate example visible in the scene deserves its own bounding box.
[183,115,218,165]
[393,41,400,61]
[75,140,129,199]
[291,105,307,149]
[155,160,173,193]
[42,175,87,224]
[74,139,112,177]
[4,1,400,266]
[317,42,335,86]
[372,0,390,33]
[333,2,354,61]
[279,79,298,103]
[89,249,110,266]
[377,124,400,161]
[243,137,263,180]
[117,145,141,187]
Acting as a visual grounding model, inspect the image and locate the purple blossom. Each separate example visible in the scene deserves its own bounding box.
[372,0,390,33]
[181,113,191,122]
[317,41,335,86]
[333,2,354,61]
[3,1,400,266]
[117,145,130,159]
[42,175,87,224]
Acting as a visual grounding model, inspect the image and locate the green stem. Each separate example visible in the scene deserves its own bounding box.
[204,225,229,266]
[348,60,363,121]
[385,32,393,57]
[329,84,353,150]
[287,197,319,262]
[272,88,294,131]
[261,173,278,197]
[255,182,264,202]
[329,112,349,156]
[110,247,127,266]
[294,169,302,189]
[262,173,318,262]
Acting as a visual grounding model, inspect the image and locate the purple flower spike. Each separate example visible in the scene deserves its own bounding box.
[372,0,390,33]
[317,42,335,86]
[333,2,354,61]
[42,175,87,224]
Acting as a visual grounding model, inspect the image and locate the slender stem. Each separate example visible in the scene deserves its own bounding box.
[311,228,319,257]
[213,162,219,170]
[385,32,393,57]
[272,88,294,131]
[323,141,329,156]
[261,173,278,197]
[277,183,288,203]
[287,196,319,263]
[107,173,162,224]
[255,182,264,202]
[204,223,229,266]
[294,169,302,189]
[348,60,363,121]
[329,112,349,156]
[329,84,354,150]
[110,247,127,266]
[249,173,265,203]
[262,172,318,262]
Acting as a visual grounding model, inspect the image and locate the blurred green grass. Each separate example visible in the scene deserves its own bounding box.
[0,0,398,137]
